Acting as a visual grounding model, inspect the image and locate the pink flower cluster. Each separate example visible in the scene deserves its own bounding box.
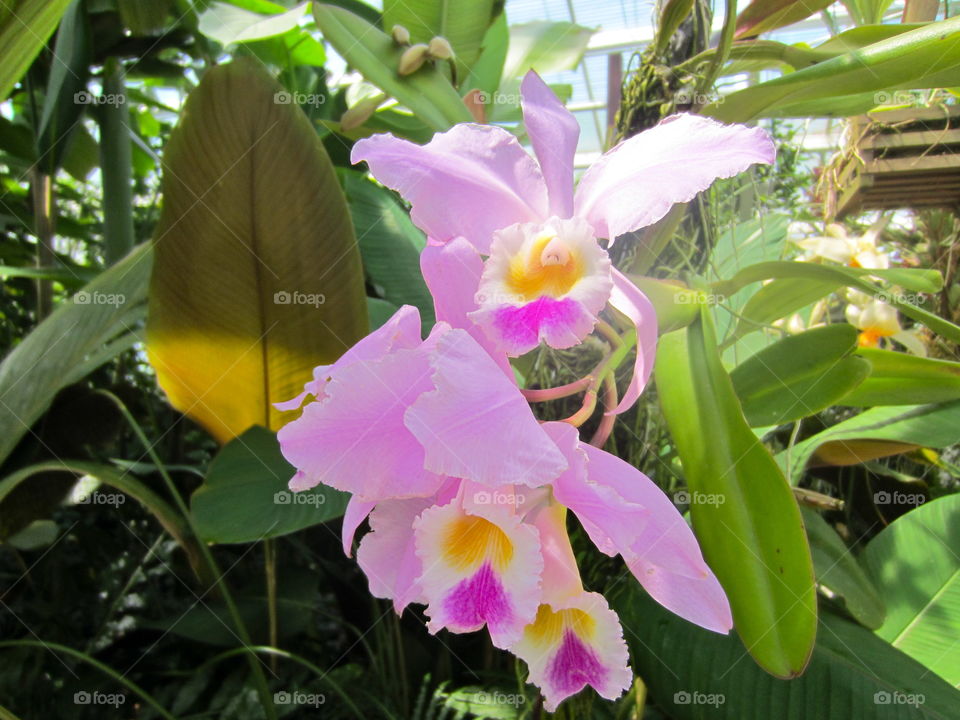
[277,72,774,710]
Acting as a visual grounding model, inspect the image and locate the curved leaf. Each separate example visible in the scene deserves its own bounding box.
[146,59,367,444]
[840,350,960,407]
[0,0,73,102]
[736,0,835,39]
[656,307,817,677]
[866,494,960,688]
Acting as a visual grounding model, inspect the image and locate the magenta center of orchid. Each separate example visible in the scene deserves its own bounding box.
[443,562,513,630]
[547,629,608,694]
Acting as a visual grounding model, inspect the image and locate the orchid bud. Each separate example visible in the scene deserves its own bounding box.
[427,36,454,60]
[340,94,387,132]
[391,24,410,45]
[398,43,429,75]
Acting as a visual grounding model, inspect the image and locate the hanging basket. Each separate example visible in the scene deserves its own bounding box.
[833,105,960,217]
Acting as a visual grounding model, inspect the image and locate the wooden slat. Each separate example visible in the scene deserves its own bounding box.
[864,128,960,150]
[866,155,960,174]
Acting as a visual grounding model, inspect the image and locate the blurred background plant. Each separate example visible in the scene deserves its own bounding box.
[1,0,960,718]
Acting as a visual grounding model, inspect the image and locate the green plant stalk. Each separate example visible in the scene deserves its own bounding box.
[697,0,737,96]
[0,640,176,719]
[265,537,278,673]
[99,58,135,265]
[29,168,55,318]
[96,390,278,720]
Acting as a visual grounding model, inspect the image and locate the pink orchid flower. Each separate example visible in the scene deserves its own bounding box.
[352,71,774,412]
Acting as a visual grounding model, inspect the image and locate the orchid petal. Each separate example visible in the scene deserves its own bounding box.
[521,71,579,218]
[420,237,513,379]
[352,125,549,253]
[356,497,432,614]
[405,329,568,487]
[414,498,543,648]
[511,592,632,712]
[608,270,658,414]
[342,496,376,557]
[574,114,775,241]
[528,502,584,604]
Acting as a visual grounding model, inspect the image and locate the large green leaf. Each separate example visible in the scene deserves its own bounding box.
[730,325,871,426]
[656,307,817,677]
[342,171,434,332]
[198,1,309,45]
[802,507,885,629]
[146,59,367,445]
[382,0,498,70]
[707,16,960,122]
[0,244,150,467]
[866,494,960,688]
[191,426,347,543]
[840,350,960,407]
[612,584,960,719]
[313,3,472,130]
[0,0,74,102]
[782,401,960,483]
[501,21,594,79]
[735,0,835,39]
[729,277,840,340]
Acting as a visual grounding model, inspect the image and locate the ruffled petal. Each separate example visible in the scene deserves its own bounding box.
[351,125,549,253]
[574,114,775,242]
[342,496,375,557]
[356,497,433,614]
[405,328,568,487]
[414,498,543,648]
[274,305,423,411]
[419,237,513,379]
[608,270,658,414]
[469,216,612,355]
[277,346,444,501]
[511,591,632,712]
[521,71,579,218]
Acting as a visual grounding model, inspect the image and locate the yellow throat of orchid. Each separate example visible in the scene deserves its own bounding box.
[442,514,514,572]
[525,604,597,646]
[506,233,584,301]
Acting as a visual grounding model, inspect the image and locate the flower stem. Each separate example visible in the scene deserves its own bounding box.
[562,328,637,427]
[590,373,619,447]
[521,376,592,402]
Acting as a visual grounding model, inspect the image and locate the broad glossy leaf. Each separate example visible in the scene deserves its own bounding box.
[0,0,73,102]
[313,3,472,130]
[198,1,309,45]
[0,244,149,467]
[656,308,817,677]
[802,507,885,629]
[708,16,960,122]
[783,401,960,483]
[840,350,960,407]
[731,277,840,340]
[612,583,960,719]
[736,0,835,39]
[146,60,367,444]
[463,12,508,96]
[730,325,870,427]
[866,494,960,688]
[382,0,498,70]
[191,426,347,543]
[501,21,594,79]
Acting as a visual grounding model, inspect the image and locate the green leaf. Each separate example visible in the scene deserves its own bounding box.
[367,297,401,330]
[656,308,817,677]
[313,3,472,130]
[0,0,74,102]
[462,12,508,96]
[656,0,694,55]
[146,59,368,445]
[191,426,347,544]
[118,0,173,35]
[782,401,960,483]
[611,583,960,719]
[343,171,435,332]
[198,1,309,45]
[802,507,885,629]
[736,0,835,39]
[501,21,594,79]
[730,325,871,426]
[730,277,840,340]
[707,16,960,122]
[0,244,150,467]
[866,494,960,688]
[840,349,960,407]
[382,0,498,70]
[98,58,135,265]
